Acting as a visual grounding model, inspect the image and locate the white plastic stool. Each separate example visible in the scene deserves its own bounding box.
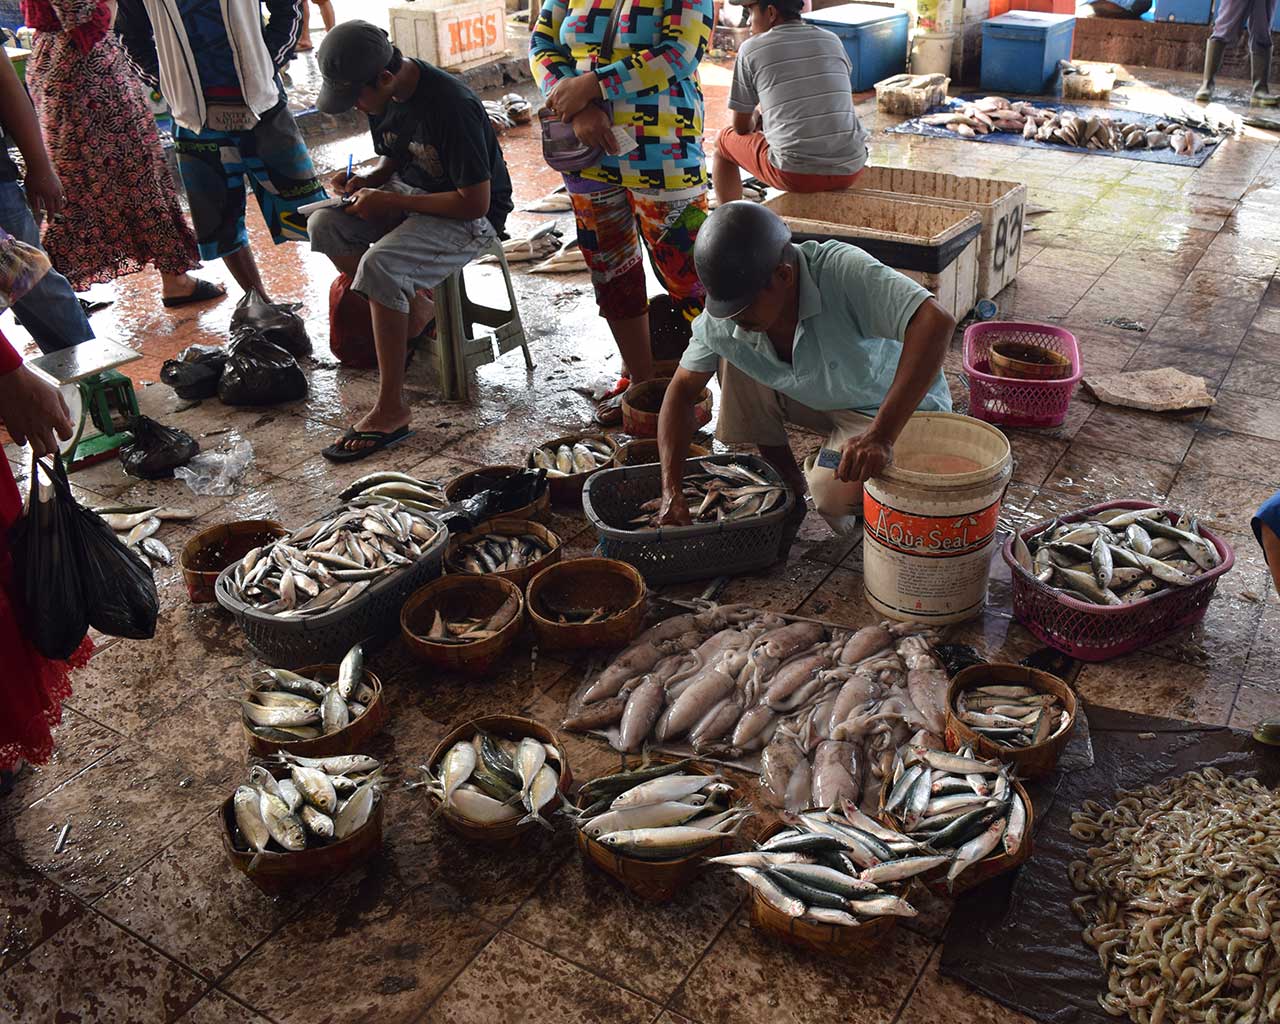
[428,238,533,401]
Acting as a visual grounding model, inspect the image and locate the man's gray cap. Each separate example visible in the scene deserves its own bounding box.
[694,201,793,319]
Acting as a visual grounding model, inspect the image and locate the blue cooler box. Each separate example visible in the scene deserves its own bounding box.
[801,4,910,92]
[1152,0,1214,21]
[981,12,1076,96]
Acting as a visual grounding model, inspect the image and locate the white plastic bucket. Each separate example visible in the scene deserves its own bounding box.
[862,413,1012,624]
[910,30,956,76]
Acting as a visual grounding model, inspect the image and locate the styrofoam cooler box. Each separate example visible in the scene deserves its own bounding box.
[762,192,982,320]
[802,4,910,91]
[1153,0,1213,21]
[980,12,1075,95]
[1010,0,1075,13]
[848,167,1027,299]
[389,0,508,70]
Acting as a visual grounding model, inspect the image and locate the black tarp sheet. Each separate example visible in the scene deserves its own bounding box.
[939,704,1280,1023]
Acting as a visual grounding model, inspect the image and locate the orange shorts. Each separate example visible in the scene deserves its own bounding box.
[715,127,863,192]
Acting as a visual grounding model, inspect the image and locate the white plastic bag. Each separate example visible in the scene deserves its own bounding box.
[174,439,254,496]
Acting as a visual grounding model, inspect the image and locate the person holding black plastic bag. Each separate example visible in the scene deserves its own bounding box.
[0,227,84,794]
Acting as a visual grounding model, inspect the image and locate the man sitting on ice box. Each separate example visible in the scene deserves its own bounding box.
[655,202,953,529]
[712,0,869,203]
[309,20,513,462]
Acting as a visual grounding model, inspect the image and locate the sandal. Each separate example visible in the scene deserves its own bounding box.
[162,278,227,308]
[321,424,415,463]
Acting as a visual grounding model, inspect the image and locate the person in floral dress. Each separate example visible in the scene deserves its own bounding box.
[21,0,224,306]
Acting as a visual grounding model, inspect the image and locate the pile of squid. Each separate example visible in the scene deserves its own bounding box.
[562,605,951,818]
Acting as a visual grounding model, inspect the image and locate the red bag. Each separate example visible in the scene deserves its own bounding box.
[328,273,377,369]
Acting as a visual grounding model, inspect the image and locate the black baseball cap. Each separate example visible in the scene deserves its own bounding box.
[694,202,793,319]
[316,20,394,114]
[727,0,806,13]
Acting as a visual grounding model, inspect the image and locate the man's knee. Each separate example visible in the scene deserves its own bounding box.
[307,208,344,252]
[353,247,410,313]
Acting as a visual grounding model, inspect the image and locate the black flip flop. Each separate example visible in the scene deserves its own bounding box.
[162,278,227,309]
[321,424,415,463]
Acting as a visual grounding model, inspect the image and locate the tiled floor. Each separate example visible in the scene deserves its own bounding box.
[3,54,1280,1024]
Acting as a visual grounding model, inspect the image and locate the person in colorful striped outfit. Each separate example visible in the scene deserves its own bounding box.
[531,0,714,425]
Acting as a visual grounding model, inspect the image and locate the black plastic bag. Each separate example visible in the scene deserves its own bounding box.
[436,469,549,533]
[119,415,199,479]
[9,458,90,660]
[218,333,308,406]
[230,289,311,357]
[74,500,159,641]
[160,343,227,401]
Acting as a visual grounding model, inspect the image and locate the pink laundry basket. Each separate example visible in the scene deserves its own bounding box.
[963,322,1082,429]
[1002,500,1235,662]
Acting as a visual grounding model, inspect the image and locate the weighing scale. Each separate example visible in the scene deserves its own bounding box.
[26,339,142,470]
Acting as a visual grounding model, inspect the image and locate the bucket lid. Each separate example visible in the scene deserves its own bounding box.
[875,412,1011,487]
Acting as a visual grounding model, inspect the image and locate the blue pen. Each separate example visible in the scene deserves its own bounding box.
[346,153,353,187]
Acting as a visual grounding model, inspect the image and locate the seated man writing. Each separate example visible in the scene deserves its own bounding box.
[713,0,868,203]
[656,202,953,527]
[310,20,513,462]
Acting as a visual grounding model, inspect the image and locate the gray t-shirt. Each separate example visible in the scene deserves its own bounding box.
[728,21,867,177]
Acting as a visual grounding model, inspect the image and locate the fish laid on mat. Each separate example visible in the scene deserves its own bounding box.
[952,682,1071,748]
[448,533,554,575]
[415,731,562,829]
[337,472,447,513]
[1069,768,1280,1024]
[530,437,613,478]
[627,460,787,528]
[714,807,929,924]
[573,761,751,860]
[225,500,442,618]
[229,753,383,859]
[242,643,373,741]
[1013,506,1219,607]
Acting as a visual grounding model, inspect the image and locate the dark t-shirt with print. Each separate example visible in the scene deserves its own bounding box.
[369,60,513,235]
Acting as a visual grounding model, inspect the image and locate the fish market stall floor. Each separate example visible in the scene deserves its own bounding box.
[2,55,1280,1024]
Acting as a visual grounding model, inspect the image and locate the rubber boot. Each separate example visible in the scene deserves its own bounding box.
[1251,45,1279,107]
[1195,37,1226,103]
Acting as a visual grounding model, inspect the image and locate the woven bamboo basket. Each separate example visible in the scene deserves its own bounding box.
[445,517,562,589]
[181,519,285,603]
[612,438,710,467]
[945,664,1077,780]
[400,575,523,675]
[526,558,647,651]
[220,766,384,896]
[621,378,712,438]
[242,664,387,759]
[574,758,731,902]
[528,434,617,506]
[424,715,573,843]
[748,822,901,958]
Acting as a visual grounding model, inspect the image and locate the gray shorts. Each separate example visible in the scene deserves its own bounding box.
[308,178,496,313]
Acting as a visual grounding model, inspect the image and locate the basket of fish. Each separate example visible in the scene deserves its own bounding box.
[221,753,384,895]
[400,575,524,675]
[1002,499,1235,662]
[528,434,616,506]
[613,438,711,467]
[181,519,285,604]
[445,518,561,589]
[526,557,647,651]
[444,465,550,523]
[945,665,1076,779]
[582,455,794,585]
[416,716,572,843]
[723,811,925,959]
[241,643,388,758]
[214,500,447,667]
[879,745,1033,897]
[573,758,750,902]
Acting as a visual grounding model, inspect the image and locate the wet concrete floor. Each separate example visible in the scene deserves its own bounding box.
[2,43,1279,1024]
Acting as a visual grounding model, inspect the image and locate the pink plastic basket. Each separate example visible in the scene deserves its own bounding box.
[1002,500,1235,662]
[963,322,1082,429]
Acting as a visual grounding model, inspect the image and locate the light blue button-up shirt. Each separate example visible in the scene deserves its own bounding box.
[680,239,953,415]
